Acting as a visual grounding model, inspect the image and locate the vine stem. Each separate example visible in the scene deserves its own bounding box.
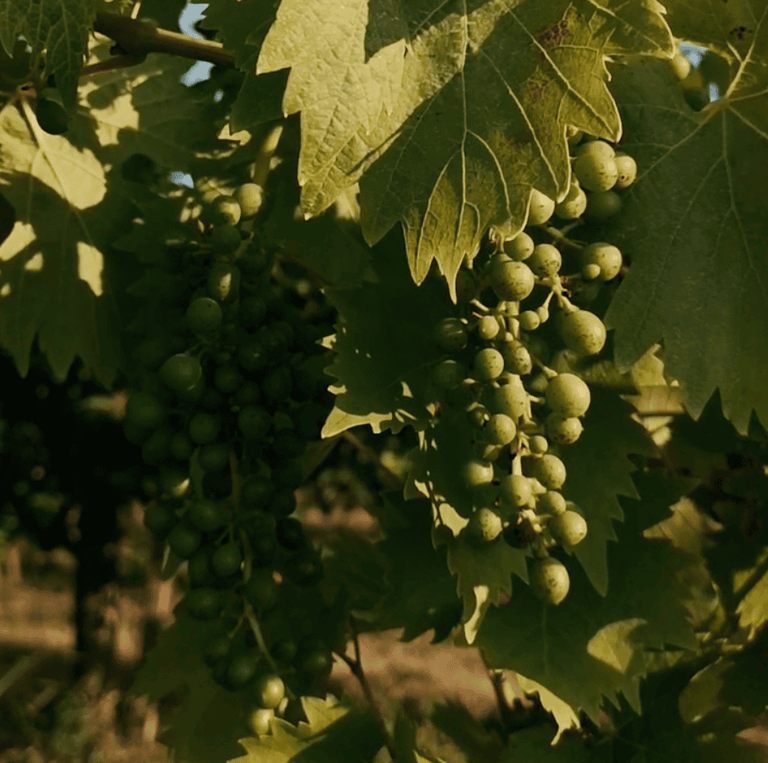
[337,619,397,760]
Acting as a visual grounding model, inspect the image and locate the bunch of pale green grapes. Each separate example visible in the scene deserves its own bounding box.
[429,136,635,606]
[123,183,344,724]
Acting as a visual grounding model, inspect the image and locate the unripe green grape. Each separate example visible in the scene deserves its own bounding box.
[531,454,567,490]
[539,490,566,515]
[203,634,232,667]
[503,232,534,261]
[238,406,272,440]
[463,458,494,488]
[501,342,533,376]
[585,190,622,220]
[574,152,618,193]
[187,297,223,336]
[243,568,279,609]
[566,126,583,146]
[486,413,517,446]
[560,310,606,356]
[433,358,465,389]
[477,315,501,341]
[248,707,274,736]
[555,187,587,219]
[125,391,167,430]
[549,510,588,546]
[198,442,231,473]
[490,261,535,302]
[186,587,223,620]
[210,224,242,255]
[546,414,583,445]
[141,427,173,465]
[214,363,243,394]
[158,465,191,499]
[467,507,503,544]
[581,263,602,281]
[167,520,203,559]
[612,154,637,190]
[668,50,691,81]
[545,373,591,418]
[188,499,227,533]
[254,673,285,710]
[159,353,203,394]
[143,503,177,538]
[434,317,468,352]
[493,375,529,422]
[189,412,223,444]
[529,435,549,454]
[477,442,502,462]
[528,244,562,278]
[500,473,533,507]
[527,188,555,226]
[529,556,570,605]
[518,311,540,332]
[473,348,505,381]
[234,182,264,218]
[574,139,615,161]
[467,403,490,429]
[562,178,581,203]
[209,194,242,226]
[211,542,242,578]
[240,296,268,330]
[536,305,550,324]
[455,270,477,302]
[208,264,241,303]
[227,653,260,689]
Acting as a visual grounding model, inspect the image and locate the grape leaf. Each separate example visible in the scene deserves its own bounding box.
[600,51,768,436]
[0,0,94,111]
[558,388,658,596]
[474,470,698,725]
[232,694,385,763]
[128,612,253,763]
[322,232,452,436]
[257,0,673,294]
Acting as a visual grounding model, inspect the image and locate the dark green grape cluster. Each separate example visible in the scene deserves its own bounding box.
[428,137,634,604]
[125,184,343,706]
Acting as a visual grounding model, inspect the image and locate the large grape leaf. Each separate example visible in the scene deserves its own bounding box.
[474,470,698,726]
[0,0,95,111]
[599,40,768,436]
[321,231,453,436]
[257,0,673,294]
[232,694,386,763]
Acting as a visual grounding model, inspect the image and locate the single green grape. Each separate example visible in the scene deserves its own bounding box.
[548,510,588,546]
[187,297,223,336]
[585,190,622,220]
[613,154,637,189]
[189,412,223,444]
[211,542,243,578]
[529,434,549,455]
[503,232,534,261]
[238,406,272,440]
[477,315,501,341]
[143,503,177,538]
[214,363,243,394]
[247,707,274,736]
[529,244,562,278]
[158,465,191,499]
[234,183,264,218]
[209,194,242,226]
[581,263,602,281]
[159,353,203,394]
[467,507,503,544]
[493,375,529,422]
[463,458,495,488]
[531,454,567,490]
[473,348,505,381]
[527,188,555,225]
[167,520,203,559]
[545,414,584,445]
[243,568,279,609]
[253,673,285,710]
[545,372,591,418]
[186,587,223,620]
[668,50,691,81]
[485,413,517,446]
[490,260,535,301]
[125,391,167,430]
[210,224,242,255]
[574,139,615,161]
[434,317,468,352]
[500,473,533,507]
[187,499,227,535]
[518,311,540,332]
[529,556,570,605]
[574,152,618,193]
[208,263,241,303]
[560,310,606,356]
[467,403,491,429]
[536,304,550,324]
[227,653,260,689]
[538,490,566,515]
[433,358,465,389]
[501,342,533,376]
[555,186,587,219]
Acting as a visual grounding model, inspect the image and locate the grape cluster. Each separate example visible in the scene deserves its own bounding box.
[429,135,635,606]
[124,183,343,715]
